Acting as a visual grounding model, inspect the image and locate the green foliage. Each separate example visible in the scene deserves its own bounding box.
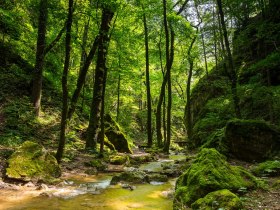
[192,95,234,146]
[252,160,280,177]
[191,189,243,210]
[174,148,260,209]
[201,127,229,155]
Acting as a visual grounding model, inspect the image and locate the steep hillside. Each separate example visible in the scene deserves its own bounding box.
[189,4,280,155]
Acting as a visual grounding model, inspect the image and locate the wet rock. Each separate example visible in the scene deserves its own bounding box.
[174,148,260,209]
[36,183,49,190]
[129,154,155,165]
[147,174,168,183]
[121,183,136,190]
[225,119,280,161]
[191,189,243,210]
[110,171,148,185]
[24,182,35,187]
[5,141,61,183]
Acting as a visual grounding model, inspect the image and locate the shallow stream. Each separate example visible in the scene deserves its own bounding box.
[0,154,185,210]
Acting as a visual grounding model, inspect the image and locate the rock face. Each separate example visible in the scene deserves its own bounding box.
[191,189,243,210]
[104,115,132,154]
[6,141,61,183]
[174,148,258,209]
[225,119,280,161]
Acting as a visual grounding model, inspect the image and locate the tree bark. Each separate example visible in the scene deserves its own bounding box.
[201,31,208,77]
[32,0,48,116]
[184,35,197,140]
[86,8,114,150]
[56,0,74,163]
[162,0,174,153]
[217,0,241,118]
[143,11,153,147]
[67,35,99,120]
[116,73,121,122]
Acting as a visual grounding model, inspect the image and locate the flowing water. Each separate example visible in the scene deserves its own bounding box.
[0,153,185,210]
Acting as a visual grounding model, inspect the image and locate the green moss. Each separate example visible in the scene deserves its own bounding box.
[6,141,61,183]
[104,114,133,154]
[201,127,229,155]
[129,154,154,165]
[191,189,243,210]
[272,179,280,190]
[109,154,129,165]
[252,160,280,177]
[174,148,259,209]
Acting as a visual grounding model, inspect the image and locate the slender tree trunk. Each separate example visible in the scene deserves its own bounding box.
[99,66,108,155]
[163,0,173,153]
[32,0,48,116]
[213,3,218,70]
[143,11,153,147]
[68,35,99,120]
[86,8,114,150]
[44,23,66,56]
[184,36,197,140]
[116,73,121,122]
[217,0,241,118]
[56,0,74,163]
[201,31,208,77]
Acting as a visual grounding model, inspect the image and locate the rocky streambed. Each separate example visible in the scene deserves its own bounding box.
[0,152,186,210]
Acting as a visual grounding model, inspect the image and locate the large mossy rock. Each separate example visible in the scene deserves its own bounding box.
[173,148,258,209]
[104,115,132,154]
[6,141,61,183]
[191,189,243,210]
[225,119,280,161]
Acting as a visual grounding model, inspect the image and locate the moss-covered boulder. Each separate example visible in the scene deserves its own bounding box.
[191,189,243,210]
[5,141,61,183]
[109,154,129,165]
[174,148,258,209]
[252,160,280,177]
[110,171,148,185]
[104,115,132,154]
[225,119,280,161]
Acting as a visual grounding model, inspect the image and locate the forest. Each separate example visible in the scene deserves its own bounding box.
[0,0,280,209]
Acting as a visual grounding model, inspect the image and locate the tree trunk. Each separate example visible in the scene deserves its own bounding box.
[217,0,241,118]
[86,8,114,150]
[212,3,218,70]
[162,0,174,153]
[143,11,153,147]
[32,0,48,117]
[116,73,121,122]
[56,0,74,163]
[201,31,208,77]
[68,35,99,120]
